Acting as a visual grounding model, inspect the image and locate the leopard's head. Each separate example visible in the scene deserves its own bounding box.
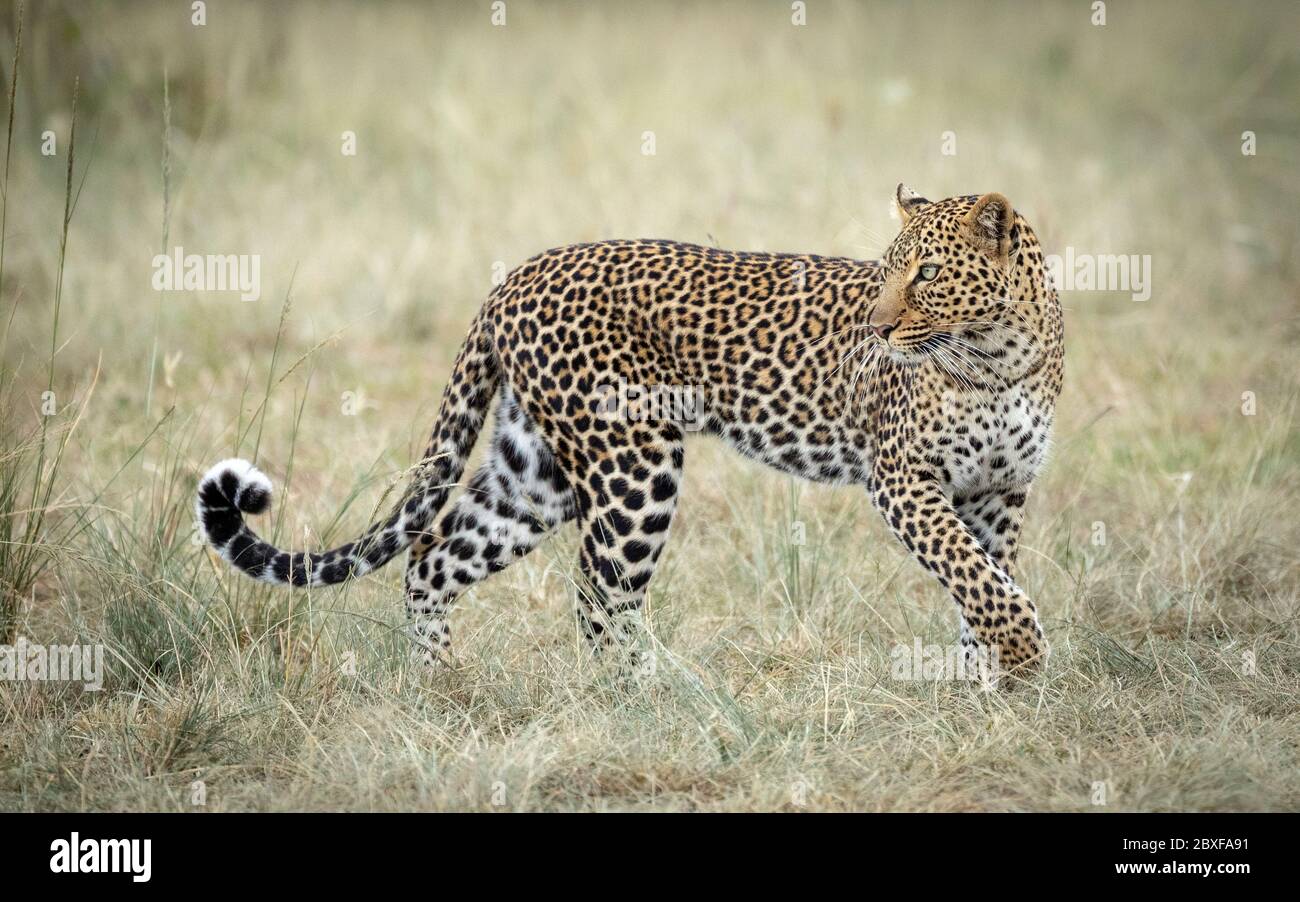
[870,185,1025,364]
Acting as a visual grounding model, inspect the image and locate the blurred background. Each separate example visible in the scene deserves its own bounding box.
[0,1,1297,811]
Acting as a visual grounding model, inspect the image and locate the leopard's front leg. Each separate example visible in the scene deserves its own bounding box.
[954,487,1030,669]
[870,467,1047,678]
[954,488,1027,579]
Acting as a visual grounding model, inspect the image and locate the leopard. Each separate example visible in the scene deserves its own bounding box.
[197,185,1063,681]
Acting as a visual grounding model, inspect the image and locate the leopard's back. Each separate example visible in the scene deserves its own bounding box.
[487,239,885,483]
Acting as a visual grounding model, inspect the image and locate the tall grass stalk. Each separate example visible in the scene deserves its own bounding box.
[144,68,171,418]
[0,0,21,321]
[0,3,26,641]
[0,61,91,643]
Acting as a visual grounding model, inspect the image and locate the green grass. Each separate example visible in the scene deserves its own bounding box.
[0,0,1297,811]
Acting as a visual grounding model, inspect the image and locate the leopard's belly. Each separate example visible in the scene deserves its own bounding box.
[700,408,874,486]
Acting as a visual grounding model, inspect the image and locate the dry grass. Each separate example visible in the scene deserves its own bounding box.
[0,0,1297,811]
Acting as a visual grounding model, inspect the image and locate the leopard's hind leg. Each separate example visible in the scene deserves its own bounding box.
[405,389,575,665]
[569,427,684,666]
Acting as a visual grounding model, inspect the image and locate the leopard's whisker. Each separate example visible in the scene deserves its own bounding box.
[932,342,1006,404]
[927,337,1011,406]
[820,335,876,389]
[934,319,1035,342]
[926,342,977,393]
[933,333,1012,391]
[849,342,884,405]
[795,323,869,351]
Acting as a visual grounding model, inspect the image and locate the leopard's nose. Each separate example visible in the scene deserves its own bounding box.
[869,323,895,341]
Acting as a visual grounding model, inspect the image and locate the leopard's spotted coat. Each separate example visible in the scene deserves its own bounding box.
[198,186,1063,679]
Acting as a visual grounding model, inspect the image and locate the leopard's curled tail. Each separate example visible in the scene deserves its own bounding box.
[196,317,498,587]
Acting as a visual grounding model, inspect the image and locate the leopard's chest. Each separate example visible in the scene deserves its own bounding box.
[918,385,1052,497]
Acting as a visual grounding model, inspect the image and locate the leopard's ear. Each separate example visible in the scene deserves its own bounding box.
[963,193,1015,262]
[893,183,930,225]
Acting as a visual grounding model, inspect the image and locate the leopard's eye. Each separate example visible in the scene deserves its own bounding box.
[916,263,940,282]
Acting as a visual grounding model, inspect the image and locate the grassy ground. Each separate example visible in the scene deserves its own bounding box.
[0,0,1297,811]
